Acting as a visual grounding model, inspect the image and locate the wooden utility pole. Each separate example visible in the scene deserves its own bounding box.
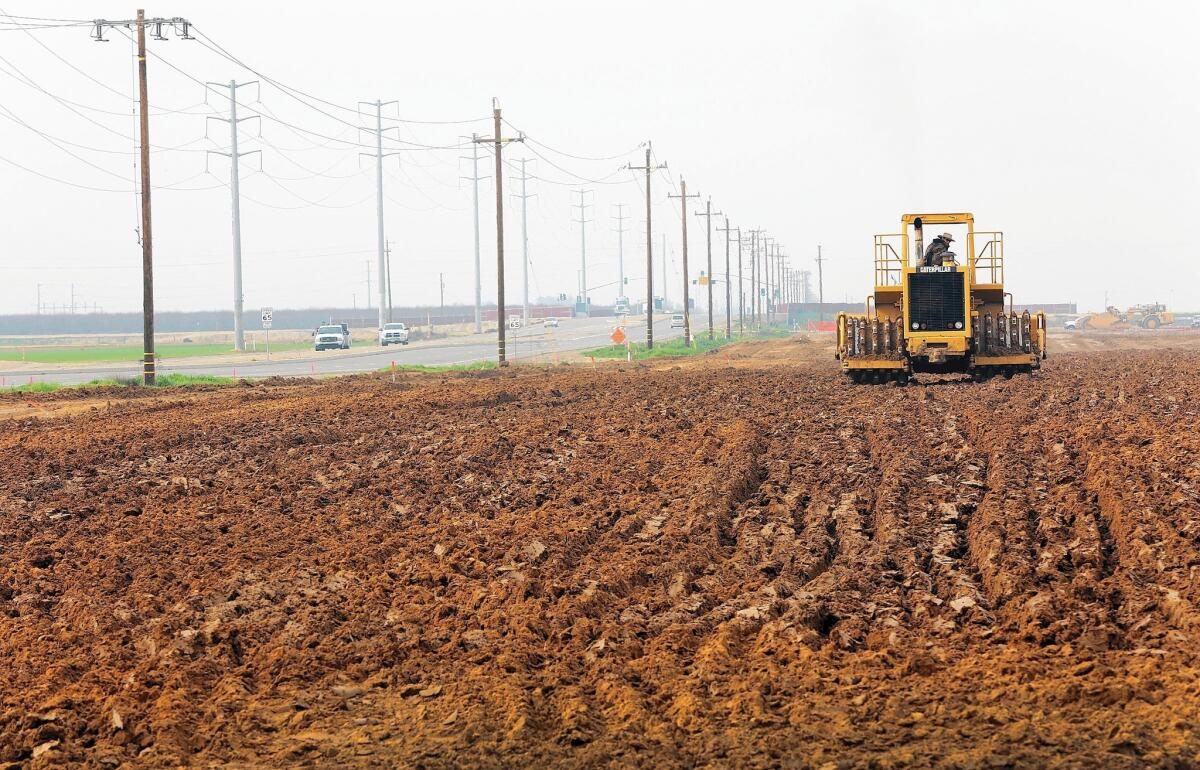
[693,198,722,340]
[627,146,666,348]
[717,218,737,339]
[90,11,191,384]
[474,99,522,364]
[135,10,155,384]
[668,178,700,347]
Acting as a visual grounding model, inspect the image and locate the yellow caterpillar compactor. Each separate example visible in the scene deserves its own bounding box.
[837,213,1047,384]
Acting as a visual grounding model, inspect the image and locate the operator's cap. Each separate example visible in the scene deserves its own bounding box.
[940,232,955,242]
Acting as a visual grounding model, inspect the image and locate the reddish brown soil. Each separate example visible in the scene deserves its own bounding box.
[2,342,1200,768]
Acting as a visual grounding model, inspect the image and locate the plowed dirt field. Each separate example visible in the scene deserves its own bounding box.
[3,337,1200,769]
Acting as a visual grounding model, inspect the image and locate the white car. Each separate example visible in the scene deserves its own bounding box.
[670,313,685,328]
[544,317,560,328]
[379,322,410,346]
[314,324,351,351]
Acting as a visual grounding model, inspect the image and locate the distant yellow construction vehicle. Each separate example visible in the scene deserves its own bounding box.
[1071,303,1174,331]
[836,213,1047,384]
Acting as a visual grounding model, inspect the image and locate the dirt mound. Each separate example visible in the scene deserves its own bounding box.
[2,349,1199,768]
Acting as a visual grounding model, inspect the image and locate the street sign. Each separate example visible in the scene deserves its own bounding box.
[260,308,273,328]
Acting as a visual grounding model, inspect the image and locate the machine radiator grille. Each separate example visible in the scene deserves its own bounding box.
[908,271,965,331]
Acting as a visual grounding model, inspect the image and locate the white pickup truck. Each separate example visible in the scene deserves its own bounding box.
[379,322,410,346]
[314,324,351,351]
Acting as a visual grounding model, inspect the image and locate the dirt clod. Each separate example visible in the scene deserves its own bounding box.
[2,341,1199,767]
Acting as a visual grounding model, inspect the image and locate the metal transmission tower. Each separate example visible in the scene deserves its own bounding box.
[716,219,738,339]
[668,178,700,347]
[511,158,535,327]
[572,189,593,315]
[800,269,813,303]
[612,203,630,304]
[626,146,666,348]
[385,240,394,321]
[780,248,788,306]
[205,79,260,351]
[693,198,722,340]
[460,135,488,334]
[748,229,765,328]
[365,260,372,313]
[737,232,747,334]
[776,246,784,319]
[784,261,793,305]
[474,99,523,365]
[359,99,398,332]
[661,233,668,307]
[772,244,780,316]
[762,236,775,324]
[91,11,193,384]
[816,244,825,321]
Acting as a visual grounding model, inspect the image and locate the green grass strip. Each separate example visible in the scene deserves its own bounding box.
[2,373,235,393]
[0,342,310,364]
[378,360,499,373]
[581,326,792,361]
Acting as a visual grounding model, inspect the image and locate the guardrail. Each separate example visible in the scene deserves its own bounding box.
[973,231,1004,285]
[874,233,905,286]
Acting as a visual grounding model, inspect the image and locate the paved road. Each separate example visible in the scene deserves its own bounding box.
[3,315,702,386]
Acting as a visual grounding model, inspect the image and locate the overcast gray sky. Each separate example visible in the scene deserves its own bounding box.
[2,0,1198,317]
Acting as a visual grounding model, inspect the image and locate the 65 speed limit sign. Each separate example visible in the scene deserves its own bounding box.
[261,308,273,328]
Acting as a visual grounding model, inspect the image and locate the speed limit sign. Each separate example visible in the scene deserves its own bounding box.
[261,308,273,328]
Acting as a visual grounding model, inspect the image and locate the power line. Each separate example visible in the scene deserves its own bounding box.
[0,152,140,192]
[0,99,210,157]
[0,13,91,23]
[0,7,196,113]
[119,29,473,154]
[510,126,644,162]
[0,21,96,31]
[0,53,213,152]
[190,26,490,126]
[522,143,632,185]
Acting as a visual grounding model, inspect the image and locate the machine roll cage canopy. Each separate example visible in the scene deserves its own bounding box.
[874,212,1004,288]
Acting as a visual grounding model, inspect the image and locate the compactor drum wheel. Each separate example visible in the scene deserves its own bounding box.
[845,368,909,385]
